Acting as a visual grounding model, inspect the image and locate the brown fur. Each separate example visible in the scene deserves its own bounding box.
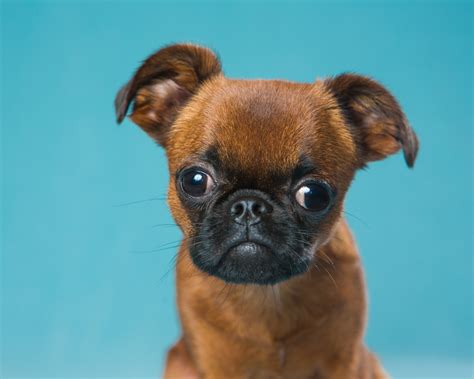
[115,44,418,379]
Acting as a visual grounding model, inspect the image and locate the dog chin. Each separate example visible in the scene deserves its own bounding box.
[190,241,312,285]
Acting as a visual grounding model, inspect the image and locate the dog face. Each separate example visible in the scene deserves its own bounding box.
[115,44,418,285]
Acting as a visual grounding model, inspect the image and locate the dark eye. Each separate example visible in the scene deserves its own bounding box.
[180,169,215,197]
[295,181,332,212]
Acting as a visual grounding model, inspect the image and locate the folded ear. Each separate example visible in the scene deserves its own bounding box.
[325,73,419,168]
[114,44,222,146]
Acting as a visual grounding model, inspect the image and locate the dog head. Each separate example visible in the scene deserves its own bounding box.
[115,44,418,285]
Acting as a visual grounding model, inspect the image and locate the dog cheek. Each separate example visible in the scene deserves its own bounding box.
[201,209,230,247]
[314,207,345,250]
[167,189,195,237]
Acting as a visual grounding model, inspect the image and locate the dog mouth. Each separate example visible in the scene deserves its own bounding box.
[215,240,285,285]
[188,236,311,286]
[226,240,271,257]
[188,213,313,285]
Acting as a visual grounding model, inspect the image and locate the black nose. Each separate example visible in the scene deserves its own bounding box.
[230,196,272,225]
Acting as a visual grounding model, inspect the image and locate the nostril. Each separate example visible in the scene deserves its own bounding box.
[252,202,264,216]
[231,202,245,217]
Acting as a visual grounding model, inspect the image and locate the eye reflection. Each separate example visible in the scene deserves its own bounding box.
[295,181,332,212]
[180,169,215,197]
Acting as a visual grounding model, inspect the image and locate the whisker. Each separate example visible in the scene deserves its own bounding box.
[151,223,178,229]
[114,196,167,207]
[322,265,338,289]
[129,243,182,254]
[216,282,232,308]
[260,285,269,312]
[159,252,180,282]
[343,211,369,228]
[318,250,335,267]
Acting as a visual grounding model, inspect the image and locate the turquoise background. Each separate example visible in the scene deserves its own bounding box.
[1,1,472,378]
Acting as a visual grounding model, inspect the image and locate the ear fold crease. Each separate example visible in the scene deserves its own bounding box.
[114,43,221,146]
[325,73,419,168]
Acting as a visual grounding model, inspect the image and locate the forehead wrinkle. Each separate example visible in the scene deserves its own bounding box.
[209,82,313,178]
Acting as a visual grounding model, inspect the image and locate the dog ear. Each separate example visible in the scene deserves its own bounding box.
[325,73,419,168]
[114,44,222,146]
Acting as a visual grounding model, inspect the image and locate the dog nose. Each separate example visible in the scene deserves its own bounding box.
[230,196,271,225]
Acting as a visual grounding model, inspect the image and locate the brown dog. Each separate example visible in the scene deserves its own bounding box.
[115,44,418,379]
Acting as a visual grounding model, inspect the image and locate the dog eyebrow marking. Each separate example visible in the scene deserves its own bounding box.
[292,155,317,181]
[202,145,294,189]
[202,146,221,169]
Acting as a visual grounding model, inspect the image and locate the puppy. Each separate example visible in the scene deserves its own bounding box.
[115,44,418,379]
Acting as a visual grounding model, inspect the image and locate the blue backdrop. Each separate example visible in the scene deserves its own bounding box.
[1,1,472,378]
